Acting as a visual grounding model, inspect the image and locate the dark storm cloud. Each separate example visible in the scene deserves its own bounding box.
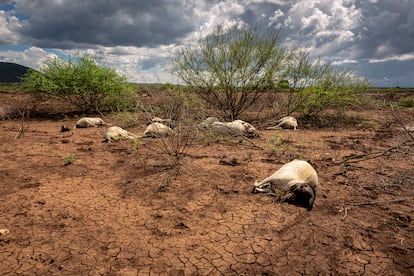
[1,0,413,86]
[239,2,281,26]
[14,0,196,48]
[344,58,414,87]
[352,0,414,59]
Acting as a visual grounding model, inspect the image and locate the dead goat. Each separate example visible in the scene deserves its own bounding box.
[74,117,111,129]
[104,126,138,142]
[266,116,298,130]
[252,159,318,211]
[143,122,173,138]
[211,119,260,137]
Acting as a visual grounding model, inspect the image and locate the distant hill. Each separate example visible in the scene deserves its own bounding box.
[0,62,31,83]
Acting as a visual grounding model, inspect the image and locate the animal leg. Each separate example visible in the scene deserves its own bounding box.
[253,187,273,193]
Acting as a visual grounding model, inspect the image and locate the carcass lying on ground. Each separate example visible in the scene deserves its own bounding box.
[143,122,173,138]
[252,159,318,211]
[266,116,298,130]
[151,117,176,128]
[74,117,111,129]
[211,119,260,137]
[104,126,138,142]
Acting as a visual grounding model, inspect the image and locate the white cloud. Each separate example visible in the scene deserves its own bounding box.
[268,9,284,27]
[0,10,21,45]
[0,46,57,68]
[0,0,413,86]
[369,53,414,63]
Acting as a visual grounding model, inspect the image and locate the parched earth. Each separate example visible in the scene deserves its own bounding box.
[0,91,413,275]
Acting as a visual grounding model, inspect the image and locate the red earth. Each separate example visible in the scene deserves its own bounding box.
[0,90,413,275]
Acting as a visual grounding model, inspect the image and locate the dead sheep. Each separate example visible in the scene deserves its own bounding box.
[151,117,176,128]
[211,119,259,137]
[252,159,318,211]
[104,126,138,142]
[266,116,298,130]
[143,122,173,138]
[74,117,111,129]
[198,116,220,129]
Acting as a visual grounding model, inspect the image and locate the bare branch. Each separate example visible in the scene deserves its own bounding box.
[336,140,413,164]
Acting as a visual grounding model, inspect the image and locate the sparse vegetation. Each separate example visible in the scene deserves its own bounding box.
[131,139,142,151]
[0,83,25,92]
[267,133,295,155]
[397,96,414,108]
[143,87,202,168]
[114,111,142,128]
[63,154,76,166]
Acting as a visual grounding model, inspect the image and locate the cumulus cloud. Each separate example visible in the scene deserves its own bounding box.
[0,0,413,86]
[0,10,21,45]
[0,46,57,68]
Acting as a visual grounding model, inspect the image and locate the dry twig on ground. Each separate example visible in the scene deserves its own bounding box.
[348,197,414,206]
[337,140,413,164]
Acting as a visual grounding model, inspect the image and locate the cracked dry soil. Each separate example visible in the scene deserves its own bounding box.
[0,91,413,275]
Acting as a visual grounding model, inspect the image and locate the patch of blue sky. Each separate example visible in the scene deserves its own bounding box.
[1,2,30,20]
[0,2,15,12]
[0,44,31,51]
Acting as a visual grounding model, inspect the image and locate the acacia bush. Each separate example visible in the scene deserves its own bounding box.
[22,55,135,112]
[286,50,369,117]
[173,26,369,120]
[172,25,288,120]
[139,86,203,168]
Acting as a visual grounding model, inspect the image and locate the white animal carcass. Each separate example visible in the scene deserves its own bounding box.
[143,122,173,138]
[266,116,298,130]
[104,126,138,142]
[198,116,220,129]
[74,117,109,129]
[151,117,176,128]
[211,119,259,137]
[253,159,318,210]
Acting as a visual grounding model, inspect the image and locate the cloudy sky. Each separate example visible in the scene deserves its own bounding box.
[0,0,413,87]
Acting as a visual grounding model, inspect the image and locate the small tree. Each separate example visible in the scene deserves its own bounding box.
[22,55,135,112]
[286,50,369,117]
[172,25,288,120]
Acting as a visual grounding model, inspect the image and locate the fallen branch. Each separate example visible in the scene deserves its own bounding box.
[347,197,414,206]
[14,126,23,140]
[337,140,413,164]
[219,125,264,150]
[236,134,264,150]
[391,106,414,141]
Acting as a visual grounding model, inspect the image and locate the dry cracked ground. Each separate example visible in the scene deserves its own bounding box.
[0,90,413,275]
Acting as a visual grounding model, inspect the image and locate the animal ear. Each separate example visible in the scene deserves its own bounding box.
[307,189,316,211]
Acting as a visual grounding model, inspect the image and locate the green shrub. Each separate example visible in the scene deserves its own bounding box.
[22,54,135,112]
[286,50,369,117]
[294,85,362,117]
[172,25,288,120]
[63,154,76,166]
[398,96,414,108]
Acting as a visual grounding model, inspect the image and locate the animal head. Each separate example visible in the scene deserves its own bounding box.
[285,183,316,211]
[151,117,176,128]
[238,121,259,137]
